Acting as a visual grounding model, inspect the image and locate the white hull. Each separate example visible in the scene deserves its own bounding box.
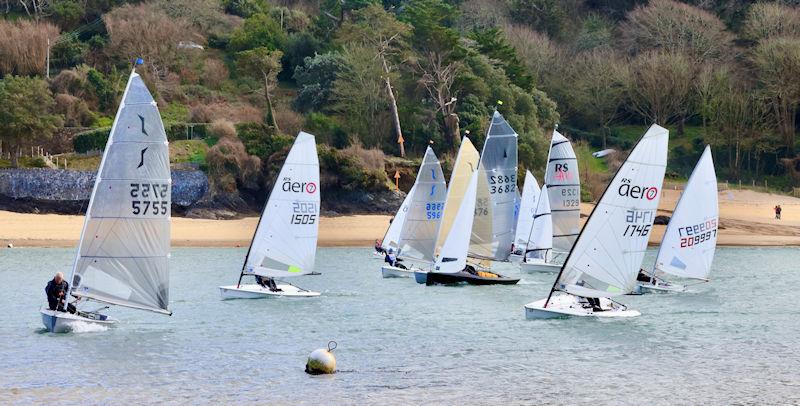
[524,294,640,319]
[219,283,320,299]
[520,259,561,273]
[380,265,417,278]
[508,253,524,263]
[635,280,686,294]
[40,307,117,333]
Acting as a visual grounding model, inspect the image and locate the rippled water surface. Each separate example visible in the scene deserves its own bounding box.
[1,247,799,404]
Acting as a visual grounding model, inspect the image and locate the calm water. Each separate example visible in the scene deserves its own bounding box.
[1,247,798,404]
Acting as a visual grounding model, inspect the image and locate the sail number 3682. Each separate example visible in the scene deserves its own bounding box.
[291,201,317,224]
[489,174,516,194]
[130,183,169,215]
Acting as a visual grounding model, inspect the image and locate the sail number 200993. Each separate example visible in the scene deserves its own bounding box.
[291,201,317,224]
[130,183,169,215]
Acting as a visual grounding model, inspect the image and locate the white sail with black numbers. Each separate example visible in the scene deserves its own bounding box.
[545,130,581,253]
[556,124,668,298]
[68,71,171,315]
[513,170,540,250]
[397,146,447,262]
[245,132,320,278]
[469,111,519,261]
[381,184,416,252]
[654,146,718,280]
[525,185,552,260]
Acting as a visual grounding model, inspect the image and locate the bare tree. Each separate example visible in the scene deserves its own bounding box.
[742,3,800,43]
[627,50,693,130]
[417,51,461,148]
[236,48,283,132]
[0,19,59,76]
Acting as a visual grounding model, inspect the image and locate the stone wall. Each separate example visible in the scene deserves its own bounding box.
[0,168,209,213]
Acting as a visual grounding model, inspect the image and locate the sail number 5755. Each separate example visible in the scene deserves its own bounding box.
[130,183,169,215]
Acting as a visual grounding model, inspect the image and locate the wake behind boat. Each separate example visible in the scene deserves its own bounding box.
[40,68,172,333]
[525,124,669,319]
[219,132,321,299]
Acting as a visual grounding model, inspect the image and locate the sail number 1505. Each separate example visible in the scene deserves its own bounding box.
[291,201,317,224]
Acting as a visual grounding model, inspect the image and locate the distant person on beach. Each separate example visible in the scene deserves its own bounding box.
[775,205,782,220]
[45,272,69,311]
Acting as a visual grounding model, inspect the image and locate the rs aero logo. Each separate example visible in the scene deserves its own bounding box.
[618,178,658,200]
[282,177,316,194]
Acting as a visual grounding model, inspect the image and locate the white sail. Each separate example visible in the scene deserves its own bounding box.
[545,130,581,253]
[435,137,480,255]
[513,170,540,250]
[469,111,519,261]
[68,71,171,315]
[434,170,480,274]
[654,146,718,280]
[381,184,416,252]
[556,124,669,298]
[525,185,553,260]
[245,132,320,278]
[397,146,447,262]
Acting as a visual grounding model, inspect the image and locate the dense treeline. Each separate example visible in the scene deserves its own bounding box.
[2,0,800,195]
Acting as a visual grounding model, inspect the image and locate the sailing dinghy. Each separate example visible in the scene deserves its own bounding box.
[41,69,172,332]
[524,130,581,272]
[374,185,415,259]
[636,146,718,293]
[524,124,669,318]
[519,186,557,273]
[219,132,321,299]
[380,146,447,278]
[426,112,520,285]
[509,171,540,262]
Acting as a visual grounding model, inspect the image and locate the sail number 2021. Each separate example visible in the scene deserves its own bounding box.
[291,201,317,224]
[130,183,169,215]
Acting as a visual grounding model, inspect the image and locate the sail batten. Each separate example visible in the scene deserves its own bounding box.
[555,124,669,297]
[244,132,320,278]
[67,71,171,315]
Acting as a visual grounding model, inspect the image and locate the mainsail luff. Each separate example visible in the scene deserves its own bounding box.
[67,70,171,315]
[469,111,519,261]
[245,132,320,278]
[397,146,447,262]
[653,146,718,280]
[548,124,669,301]
[435,137,480,255]
[545,130,581,253]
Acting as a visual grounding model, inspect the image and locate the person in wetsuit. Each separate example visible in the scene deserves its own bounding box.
[385,249,407,269]
[45,272,69,311]
[255,275,281,292]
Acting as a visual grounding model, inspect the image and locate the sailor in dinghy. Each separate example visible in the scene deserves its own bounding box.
[219,132,322,299]
[40,66,172,333]
[634,145,719,294]
[524,124,669,318]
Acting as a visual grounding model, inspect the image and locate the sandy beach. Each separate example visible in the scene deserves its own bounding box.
[1,188,799,248]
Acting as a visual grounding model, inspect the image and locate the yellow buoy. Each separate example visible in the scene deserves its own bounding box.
[305,341,337,375]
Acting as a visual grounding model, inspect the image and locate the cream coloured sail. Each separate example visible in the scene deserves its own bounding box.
[469,111,518,261]
[513,170,540,250]
[555,124,668,298]
[434,170,480,274]
[654,146,718,280]
[435,137,479,255]
[68,71,171,315]
[397,146,447,262]
[545,130,581,253]
[381,184,416,252]
[245,132,320,278]
[525,185,552,260]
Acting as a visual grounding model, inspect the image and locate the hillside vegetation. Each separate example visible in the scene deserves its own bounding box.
[2,0,800,207]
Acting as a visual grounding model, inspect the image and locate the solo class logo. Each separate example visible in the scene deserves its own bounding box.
[618,178,658,200]
[282,177,317,194]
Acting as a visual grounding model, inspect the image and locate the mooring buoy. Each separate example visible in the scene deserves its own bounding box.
[305,341,337,375]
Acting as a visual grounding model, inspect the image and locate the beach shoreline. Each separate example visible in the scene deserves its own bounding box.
[2,189,800,248]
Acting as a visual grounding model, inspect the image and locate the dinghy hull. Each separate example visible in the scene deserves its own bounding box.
[426,271,520,286]
[219,284,320,299]
[380,265,415,278]
[40,307,117,333]
[414,270,428,284]
[519,259,561,274]
[634,281,686,294]
[524,295,640,319]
